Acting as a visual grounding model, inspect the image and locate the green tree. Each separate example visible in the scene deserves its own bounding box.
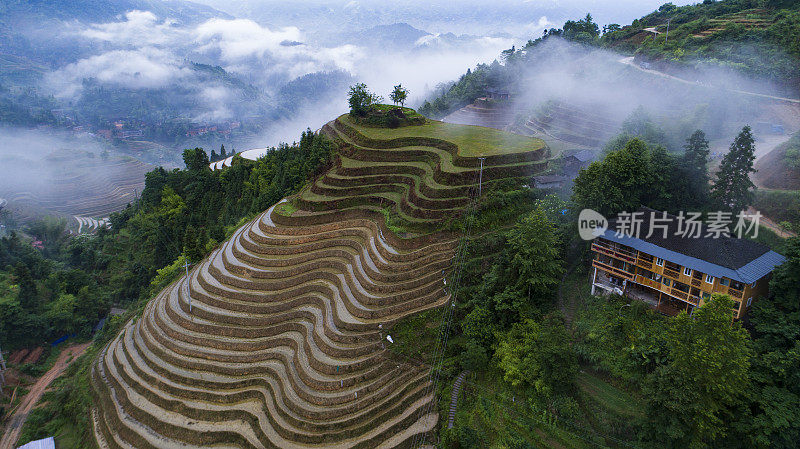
[496,314,577,398]
[642,294,752,448]
[572,138,653,216]
[389,84,409,107]
[183,225,204,262]
[669,130,712,211]
[742,303,800,448]
[220,144,227,159]
[45,293,78,335]
[659,2,677,13]
[563,13,600,39]
[683,129,710,174]
[739,237,800,447]
[182,148,210,171]
[15,262,38,311]
[765,236,800,312]
[348,83,381,116]
[506,207,563,308]
[621,107,668,148]
[711,126,757,213]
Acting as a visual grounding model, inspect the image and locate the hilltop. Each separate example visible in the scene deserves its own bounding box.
[88,111,550,448]
[602,0,800,93]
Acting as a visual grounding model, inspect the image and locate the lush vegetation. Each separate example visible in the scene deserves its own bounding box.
[339,112,545,157]
[420,1,800,119]
[5,130,335,446]
[4,93,800,449]
[388,121,797,448]
[602,0,800,91]
[754,189,800,232]
[0,219,109,349]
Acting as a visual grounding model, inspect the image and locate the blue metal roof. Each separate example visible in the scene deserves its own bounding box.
[600,229,786,284]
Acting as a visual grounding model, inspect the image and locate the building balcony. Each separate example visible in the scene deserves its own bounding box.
[728,287,743,298]
[635,274,662,290]
[591,241,637,264]
[663,268,680,280]
[626,284,687,317]
[632,275,699,305]
[593,259,635,281]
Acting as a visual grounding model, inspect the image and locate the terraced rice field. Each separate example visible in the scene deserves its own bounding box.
[514,101,622,149]
[92,115,549,448]
[74,216,110,234]
[692,9,774,38]
[443,99,518,132]
[0,152,151,219]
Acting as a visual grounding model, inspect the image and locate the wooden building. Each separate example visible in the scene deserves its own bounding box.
[590,208,785,318]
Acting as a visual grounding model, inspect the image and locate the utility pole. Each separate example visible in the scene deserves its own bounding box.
[182,256,192,313]
[665,18,671,44]
[0,343,6,388]
[478,157,486,197]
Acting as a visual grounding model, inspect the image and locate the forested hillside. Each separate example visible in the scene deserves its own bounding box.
[603,0,800,90]
[0,131,332,350]
[421,0,800,119]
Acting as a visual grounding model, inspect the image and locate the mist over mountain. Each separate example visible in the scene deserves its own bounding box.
[0,0,534,166]
[190,0,697,39]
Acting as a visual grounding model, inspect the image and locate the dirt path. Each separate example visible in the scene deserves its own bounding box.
[0,342,91,449]
[747,206,797,238]
[618,56,800,105]
[558,254,584,328]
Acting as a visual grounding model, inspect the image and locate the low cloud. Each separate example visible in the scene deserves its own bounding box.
[193,18,364,81]
[194,85,234,121]
[81,10,181,46]
[46,47,191,97]
[194,19,304,61]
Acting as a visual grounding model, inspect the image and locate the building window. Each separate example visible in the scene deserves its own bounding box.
[662,278,671,287]
[705,274,714,284]
[720,278,730,287]
[747,297,753,307]
[656,258,664,266]
[683,267,692,276]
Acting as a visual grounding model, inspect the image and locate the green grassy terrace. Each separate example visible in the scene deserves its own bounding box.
[339,112,547,158]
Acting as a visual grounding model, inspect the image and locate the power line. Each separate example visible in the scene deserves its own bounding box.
[412,168,482,448]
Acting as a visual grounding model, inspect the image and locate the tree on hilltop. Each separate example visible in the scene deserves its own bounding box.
[389,84,409,107]
[563,13,600,42]
[348,83,382,116]
[711,126,756,213]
